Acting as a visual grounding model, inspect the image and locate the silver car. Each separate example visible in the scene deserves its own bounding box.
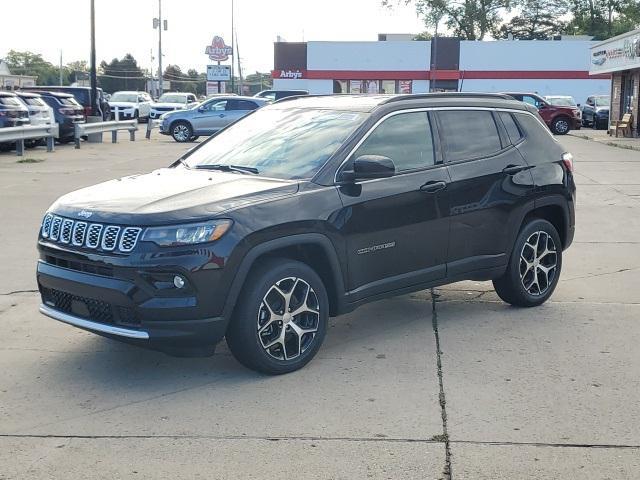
[160,96,268,142]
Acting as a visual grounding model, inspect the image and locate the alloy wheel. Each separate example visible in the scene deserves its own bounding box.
[173,124,190,142]
[519,231,558,296]
[257,277,320,361]
[555,119,569,134]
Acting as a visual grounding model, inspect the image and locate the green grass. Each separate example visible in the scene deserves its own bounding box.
[16,158,45,164]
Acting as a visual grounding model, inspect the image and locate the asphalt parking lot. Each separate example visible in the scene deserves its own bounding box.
[1,134,639,479]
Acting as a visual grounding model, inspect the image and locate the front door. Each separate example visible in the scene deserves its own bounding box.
[435,109,535,276]
[192,99,228,134]
[336,110,450,301]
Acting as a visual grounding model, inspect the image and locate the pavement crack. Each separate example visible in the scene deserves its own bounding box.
[0,289,38,296]
[430,288,453,480]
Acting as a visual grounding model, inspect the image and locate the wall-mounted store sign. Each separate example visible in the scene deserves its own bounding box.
[272,69,306,79]
[590,29,640,75]
[205,36,233,62]
[207,64,231,81]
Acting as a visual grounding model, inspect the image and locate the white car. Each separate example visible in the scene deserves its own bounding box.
[15,91,55,148]
[108,91,152,122]
[149,92,198,120]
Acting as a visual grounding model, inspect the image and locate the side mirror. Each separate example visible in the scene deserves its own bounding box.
[338,155,395,184]
[577,103,581,108]
[197,106,205,112]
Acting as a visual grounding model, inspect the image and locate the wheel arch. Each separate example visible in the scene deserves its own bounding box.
[521,198,570,248]
[222,234,346,320]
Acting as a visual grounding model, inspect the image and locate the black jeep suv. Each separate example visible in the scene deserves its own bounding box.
[37,94,575,374]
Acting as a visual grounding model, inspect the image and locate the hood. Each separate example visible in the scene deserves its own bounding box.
[151,102,185,109]
[109,101,136,108]
[49,167,299,225]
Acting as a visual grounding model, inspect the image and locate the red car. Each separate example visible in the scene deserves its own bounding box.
[502,93,581,135]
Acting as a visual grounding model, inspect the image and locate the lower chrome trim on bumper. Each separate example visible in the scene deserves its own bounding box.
[39,303,149,340]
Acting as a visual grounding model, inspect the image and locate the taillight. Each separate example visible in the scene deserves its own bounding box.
[562,152,574,172]
[84,106,92,116]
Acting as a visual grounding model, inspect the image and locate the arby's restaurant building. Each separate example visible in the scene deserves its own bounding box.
[272,36,611,103]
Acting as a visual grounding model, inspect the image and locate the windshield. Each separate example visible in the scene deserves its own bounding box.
[158,94,188,103]
[0,97,23,107]
[183,107,367,180]
[595,97,610,107]
[110,93,138,103]
[59,97,81,106]
[546,97,576,107]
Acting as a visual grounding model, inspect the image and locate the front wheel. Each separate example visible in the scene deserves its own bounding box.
[226,258,329,375]
[493,219,562,307]
[552,116,571,135]
[171,121,193,143]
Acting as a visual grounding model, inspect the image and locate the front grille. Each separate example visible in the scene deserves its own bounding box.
[41,287,141,327]
[40,215,142,254]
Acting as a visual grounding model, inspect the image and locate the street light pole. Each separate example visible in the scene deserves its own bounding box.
[158,0,163,96]
[230,0,235,94]
[90,0,98,115]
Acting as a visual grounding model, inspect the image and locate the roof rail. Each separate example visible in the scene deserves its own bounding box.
[380,92,514,104]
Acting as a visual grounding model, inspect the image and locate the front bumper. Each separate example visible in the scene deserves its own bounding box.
[36,244,231,356]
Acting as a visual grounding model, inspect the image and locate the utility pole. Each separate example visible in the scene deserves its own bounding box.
[90,0,98,115]
[230,0,235,94]
[59,51,63,86]
[158,0,163,95]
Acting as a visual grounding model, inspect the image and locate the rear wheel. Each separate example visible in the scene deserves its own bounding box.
[552,116,571,135]
[226,258,328,375]
[171,121,193,143]
[493,219,562,307]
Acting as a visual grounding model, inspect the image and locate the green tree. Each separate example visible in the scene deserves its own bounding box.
[498,0,570,39]
[99,54,146,93]
[567,0,640,39]
[3,50,65,85]
[384,0,513,39]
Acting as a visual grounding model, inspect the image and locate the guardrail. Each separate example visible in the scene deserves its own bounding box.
[145,119,163,139]
[74,120,138,149]
[0,124,59,156]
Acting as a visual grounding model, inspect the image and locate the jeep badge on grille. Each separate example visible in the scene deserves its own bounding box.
[78,210,93,218]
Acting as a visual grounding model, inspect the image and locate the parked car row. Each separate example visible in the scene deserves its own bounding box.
[0,90,85,150]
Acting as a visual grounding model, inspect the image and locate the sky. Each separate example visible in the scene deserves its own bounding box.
[0,0,425,75]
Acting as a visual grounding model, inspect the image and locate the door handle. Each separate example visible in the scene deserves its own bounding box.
[420,181,447,194]
[502,164,530,175]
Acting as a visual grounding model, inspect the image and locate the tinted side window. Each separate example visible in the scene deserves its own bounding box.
[438,110,502,162]
[353,112,434,172]
[231,100,259,111]
[499,112,523,144]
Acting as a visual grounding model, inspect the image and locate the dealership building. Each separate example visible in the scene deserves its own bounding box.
[590,28,640,136]
[272,36,610,104]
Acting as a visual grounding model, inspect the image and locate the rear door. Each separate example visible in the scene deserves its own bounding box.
[435,109,535,277]
[224,99,260,126]
[192,99,228,134]
[336,110,450,300]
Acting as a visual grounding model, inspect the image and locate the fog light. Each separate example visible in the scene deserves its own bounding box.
[173,275,186,289]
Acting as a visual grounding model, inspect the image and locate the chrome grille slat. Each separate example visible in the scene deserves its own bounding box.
[41,215,141,253]
[60,219,74,244]
[72,222,87,246]
[101,226,121,251]
[86,224,103,249]
[42,214,53,238]
[50,217,62,241]
[119,227,142,253]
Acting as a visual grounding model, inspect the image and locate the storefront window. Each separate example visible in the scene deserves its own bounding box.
[350,80,362,94]
[381,80,396,94]
[399,80,412,94]
[364,80,379,94]
[622,74,635,114]
[333,80,348,94]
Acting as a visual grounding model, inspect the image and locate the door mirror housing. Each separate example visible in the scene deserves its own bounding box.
[338,155,396,184]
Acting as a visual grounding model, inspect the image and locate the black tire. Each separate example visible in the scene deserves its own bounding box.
[226,258,329,375]
[551,116,571,135]
[171,121,193,143]
[493,218,562,307]
[189,136,200,142]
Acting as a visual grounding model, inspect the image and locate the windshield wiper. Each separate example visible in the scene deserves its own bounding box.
[194,164,259,175]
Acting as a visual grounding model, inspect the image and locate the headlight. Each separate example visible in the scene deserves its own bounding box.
[142,220,232,246]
